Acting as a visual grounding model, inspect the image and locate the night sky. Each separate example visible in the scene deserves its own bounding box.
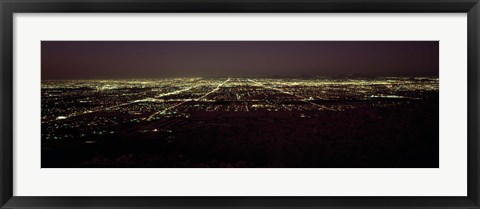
[41,41,438,80]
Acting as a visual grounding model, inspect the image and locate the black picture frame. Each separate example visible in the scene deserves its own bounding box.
[1,0,479,208]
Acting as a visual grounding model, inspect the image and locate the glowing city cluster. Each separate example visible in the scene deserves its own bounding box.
[41,77,438,141]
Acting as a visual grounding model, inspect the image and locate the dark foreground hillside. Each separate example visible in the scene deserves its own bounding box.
[42,98,438,168]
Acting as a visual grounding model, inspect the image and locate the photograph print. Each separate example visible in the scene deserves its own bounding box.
[41,41,439,168]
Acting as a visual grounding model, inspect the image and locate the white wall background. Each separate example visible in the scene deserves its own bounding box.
[13,13,467,196]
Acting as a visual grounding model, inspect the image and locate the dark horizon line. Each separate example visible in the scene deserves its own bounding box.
[41,75,440,81]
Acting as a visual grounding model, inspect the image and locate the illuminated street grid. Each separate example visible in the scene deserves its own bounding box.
[42,77,438,141]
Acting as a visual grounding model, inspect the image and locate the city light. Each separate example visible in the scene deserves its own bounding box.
[41,77,438,141]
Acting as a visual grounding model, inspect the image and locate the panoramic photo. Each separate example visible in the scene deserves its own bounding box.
[41,41,439,168]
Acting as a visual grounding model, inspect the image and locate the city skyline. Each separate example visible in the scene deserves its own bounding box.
[41,41,439,168]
